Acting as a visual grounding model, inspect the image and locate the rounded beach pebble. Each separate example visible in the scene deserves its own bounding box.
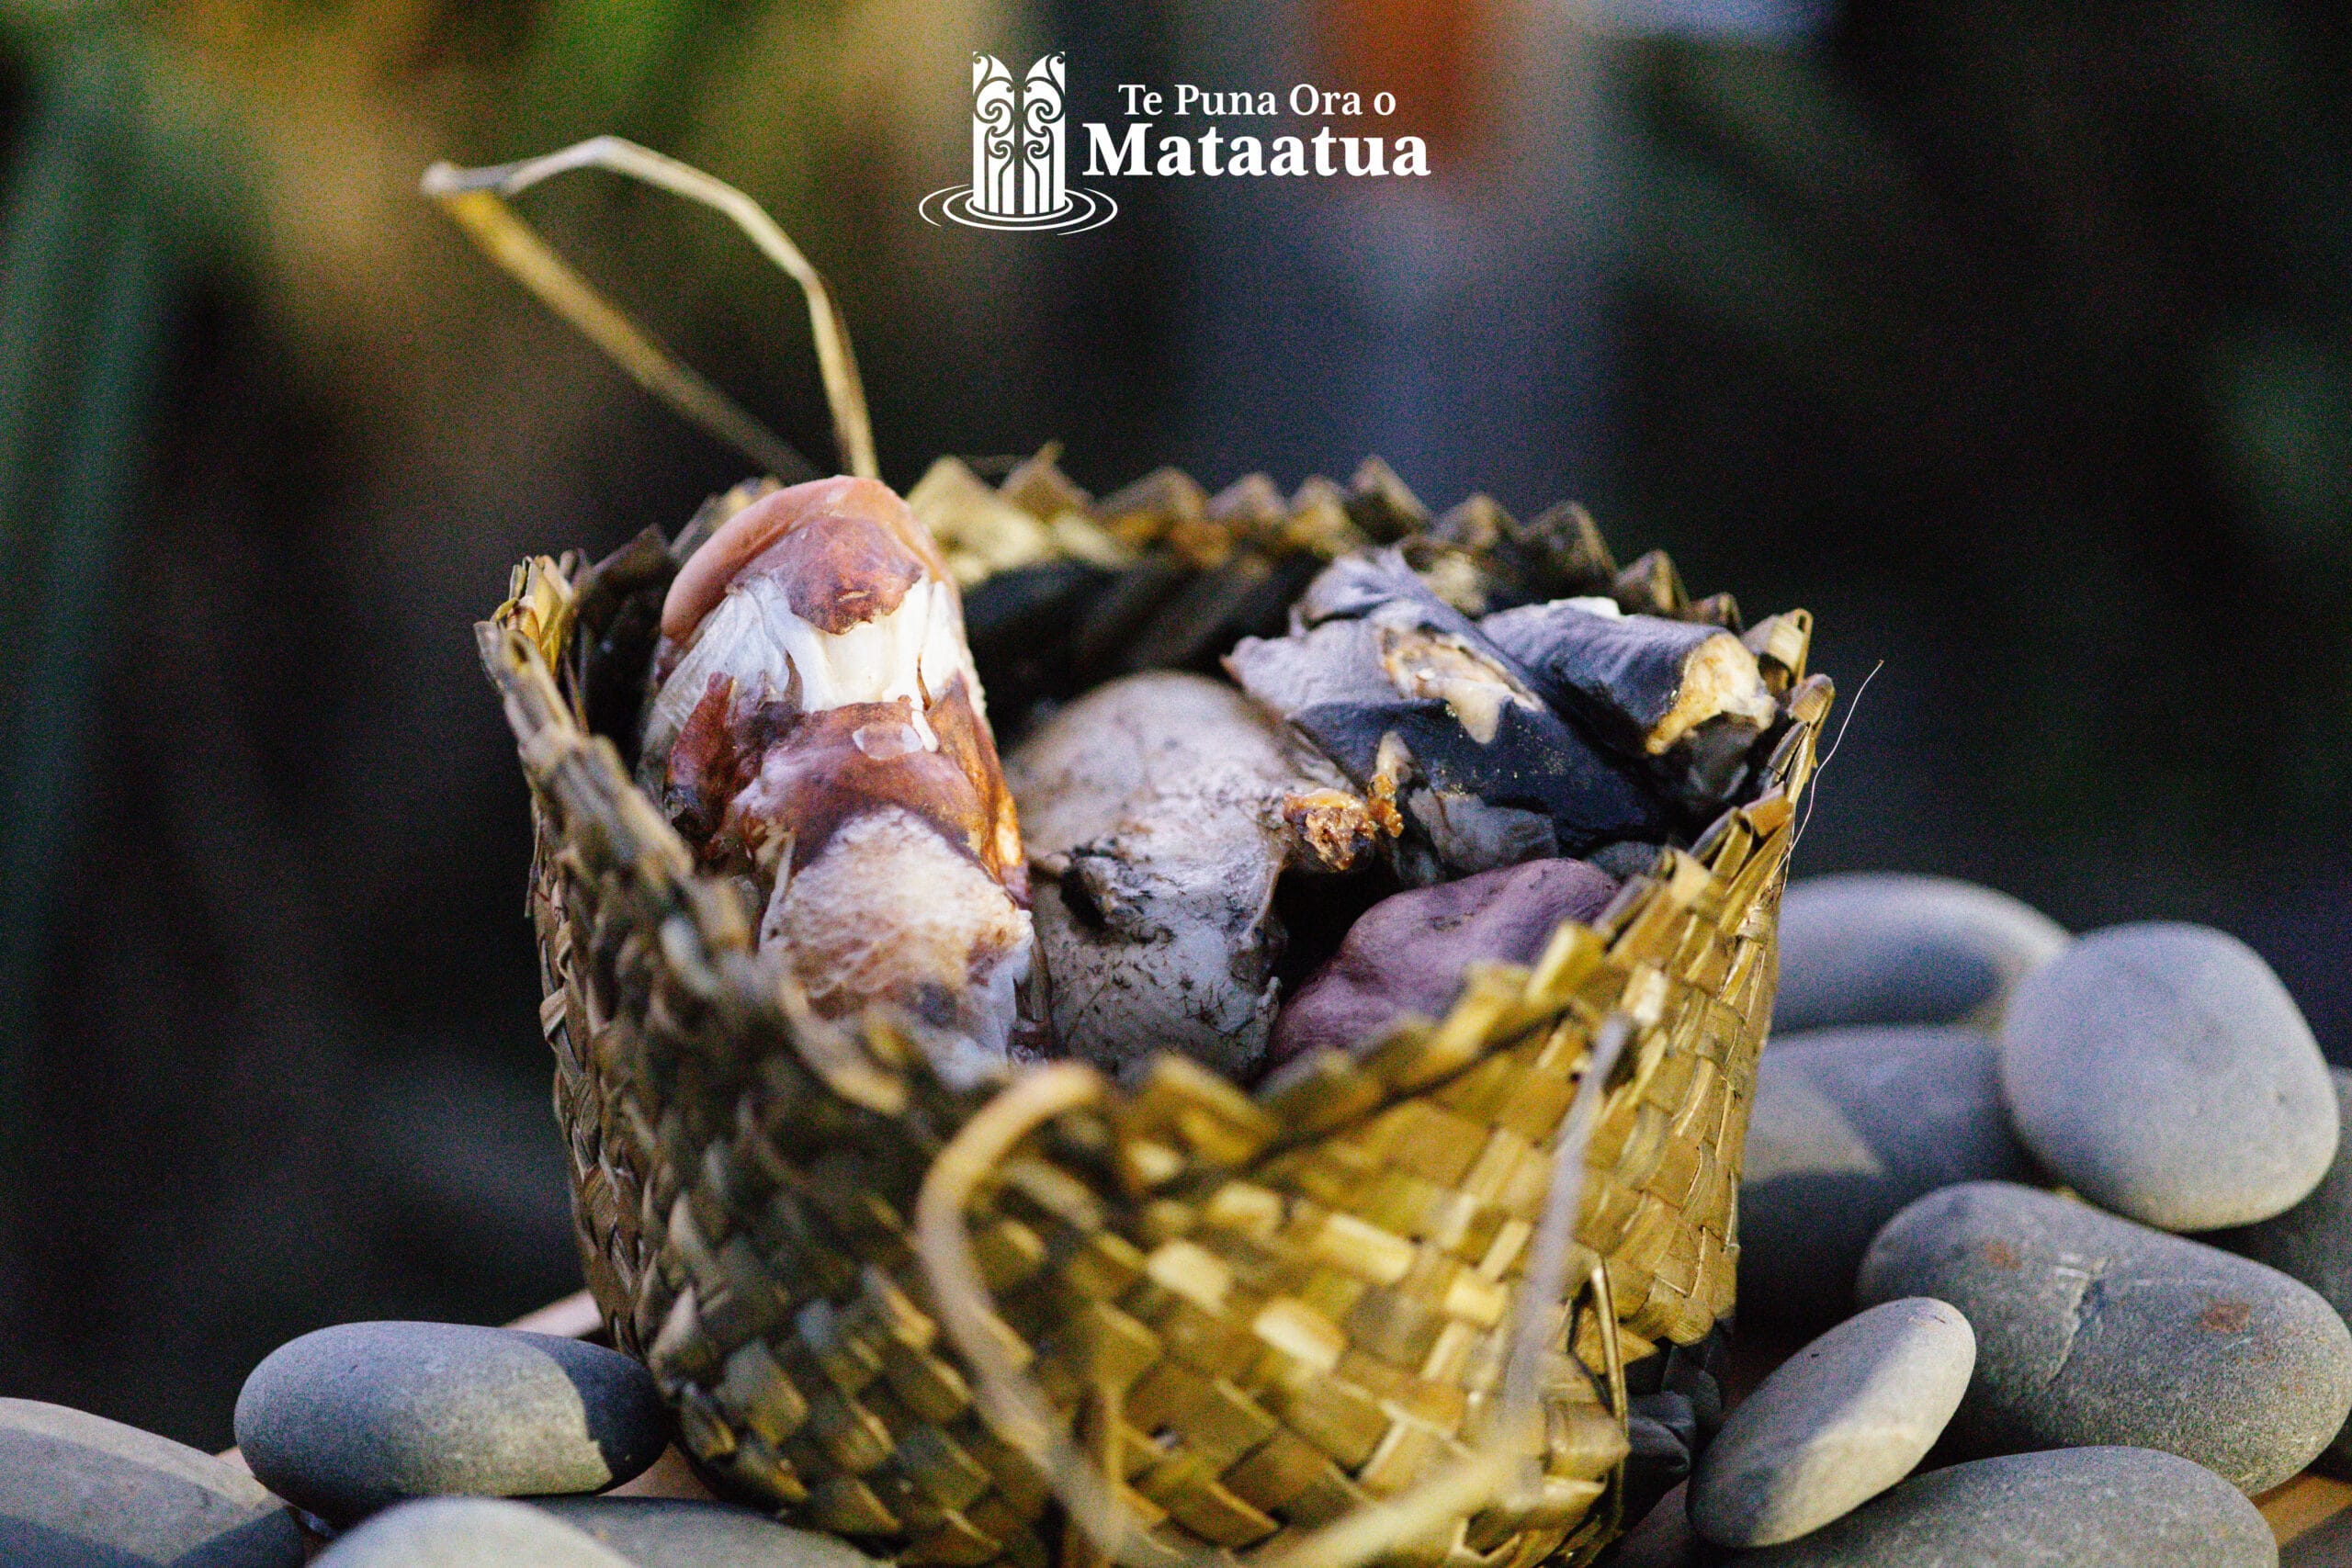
[532,1498,886,1567]
[0,1397,305,1567]
[314,1497,634,1566]
[1738,1026,2034,1332]
[1857,1181,2352,1493]
[2215,1066,2352,1465]
[1690,1297,1973,1548]
[1999,921,2337,1230]
[1606,1481,1703,1567]
[234,1322,670,1526]
[1774,874,2069,1033]
[1721,1446,2277,1567]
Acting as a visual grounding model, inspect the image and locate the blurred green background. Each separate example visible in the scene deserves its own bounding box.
[0,0,2345,1449]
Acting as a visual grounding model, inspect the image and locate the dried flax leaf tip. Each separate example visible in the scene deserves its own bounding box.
[421,135,873,482]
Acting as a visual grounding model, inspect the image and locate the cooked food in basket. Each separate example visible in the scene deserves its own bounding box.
[620,461,1813,1099]
[445,138,1832,1568]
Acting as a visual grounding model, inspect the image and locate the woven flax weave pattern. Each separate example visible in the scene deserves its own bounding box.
[485,464,1828,1568]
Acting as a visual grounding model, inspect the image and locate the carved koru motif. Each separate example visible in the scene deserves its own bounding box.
[972,52,1069,220]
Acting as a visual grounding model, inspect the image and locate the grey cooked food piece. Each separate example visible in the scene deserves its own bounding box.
[1006,671,1382,1082]
[1227,550,1672,875]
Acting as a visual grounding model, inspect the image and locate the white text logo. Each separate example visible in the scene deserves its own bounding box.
[922,54,1433,235]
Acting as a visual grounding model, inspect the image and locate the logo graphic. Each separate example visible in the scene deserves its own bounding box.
[921,52,1117,232]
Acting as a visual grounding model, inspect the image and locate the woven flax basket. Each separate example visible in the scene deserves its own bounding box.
[480,449,1831,1568]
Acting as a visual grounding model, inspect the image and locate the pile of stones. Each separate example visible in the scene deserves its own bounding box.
[1614,873,2352,1566]
[12,872,2349,1568]
[1,1321,861,1565]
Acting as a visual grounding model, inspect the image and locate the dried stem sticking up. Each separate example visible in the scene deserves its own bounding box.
[422,136,876,483]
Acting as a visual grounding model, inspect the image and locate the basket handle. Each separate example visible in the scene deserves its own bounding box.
[914,1064,1191,1568]
[913,1015,1635,1568]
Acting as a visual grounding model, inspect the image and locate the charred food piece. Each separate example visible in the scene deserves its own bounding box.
[1481,594,1779,809]
[639,476,1032,1059]
[1268,858,1623,1075]
[1006,671,1385,1083]
[1477,597,1777,759]
[1227,549,1671,875]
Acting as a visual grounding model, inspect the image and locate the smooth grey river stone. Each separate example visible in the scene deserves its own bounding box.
[233,1322,670,1526]
[1858,1181,2352,1493]
[1691,1298,1974,1548]
[315,1498,635,1567]
[1775,874,2069,1033]
[1739,1026,2035,1333]
[530,1498,885,1568]
[2214,1067,2352,1466]
[1723,1446,2277,1567]
[1623,1392,1699,1529]
[1602,1481,1706,1567]
[0,1398,305,1567]
[2000,921,2337,1231]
